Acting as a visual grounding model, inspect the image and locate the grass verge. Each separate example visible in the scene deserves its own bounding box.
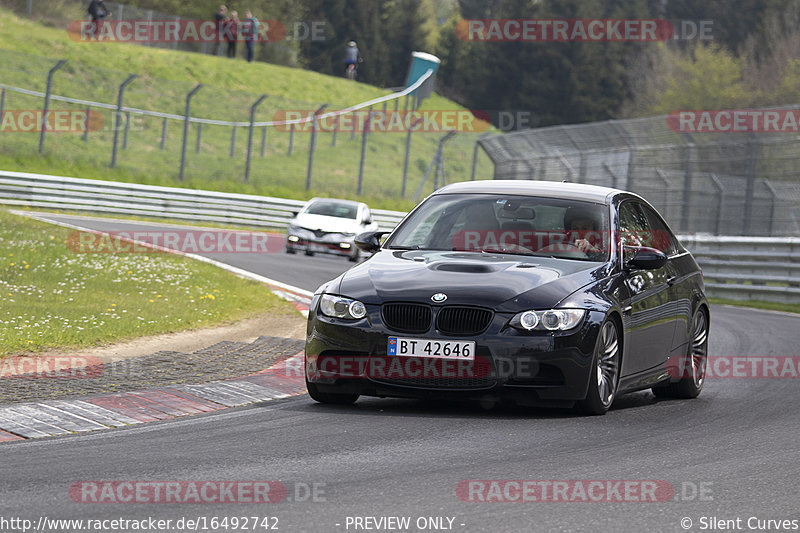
[0,8,494,210]
[709,297,800,315]
[0,209,297,357]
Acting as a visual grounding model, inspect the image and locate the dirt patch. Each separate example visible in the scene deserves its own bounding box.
[10,311,306,365]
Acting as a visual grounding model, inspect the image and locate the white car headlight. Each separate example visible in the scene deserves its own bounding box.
[511,309,586,332]
[319,294,368,320]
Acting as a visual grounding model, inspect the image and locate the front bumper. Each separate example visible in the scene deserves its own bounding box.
[286,230,356,257]
[305,303,606,405]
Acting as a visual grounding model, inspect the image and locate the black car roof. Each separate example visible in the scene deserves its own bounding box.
[433,180,631,204]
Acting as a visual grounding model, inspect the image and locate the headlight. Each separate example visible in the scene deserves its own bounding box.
[319,294,367,320]
[510,309,586,332]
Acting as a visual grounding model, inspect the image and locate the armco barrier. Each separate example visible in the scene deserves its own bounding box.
[2,170,799,304]
[679,234,800,305]
[0,170,407,231]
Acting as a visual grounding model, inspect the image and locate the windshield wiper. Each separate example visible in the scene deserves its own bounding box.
[478,248,537,256]
[386,245,421,250]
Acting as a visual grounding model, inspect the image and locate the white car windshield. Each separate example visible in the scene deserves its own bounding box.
[304,201,358,219]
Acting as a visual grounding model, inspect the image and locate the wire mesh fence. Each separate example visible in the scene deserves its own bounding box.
[0,47,494,203]
[478,112,800,236]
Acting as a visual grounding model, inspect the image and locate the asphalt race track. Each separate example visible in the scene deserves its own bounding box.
[1,213,799,532]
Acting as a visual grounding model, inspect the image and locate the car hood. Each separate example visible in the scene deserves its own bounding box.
[292,213,360,234]
[335,250,610,312]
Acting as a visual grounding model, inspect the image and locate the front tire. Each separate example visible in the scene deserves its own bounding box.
[348,248,360,262]
[652,308,708,399]
[306,380,359,405]
[575,318,620,415]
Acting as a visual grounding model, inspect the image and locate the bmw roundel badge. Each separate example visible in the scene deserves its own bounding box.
[431,293,447,303]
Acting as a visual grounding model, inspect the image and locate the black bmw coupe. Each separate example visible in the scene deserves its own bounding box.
[305,181,709,414]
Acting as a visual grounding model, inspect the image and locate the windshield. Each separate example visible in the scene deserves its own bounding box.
[386,194,611,262]
[304,201,358,220]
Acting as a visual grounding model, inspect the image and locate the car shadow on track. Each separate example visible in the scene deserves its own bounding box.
[288,389,662,419]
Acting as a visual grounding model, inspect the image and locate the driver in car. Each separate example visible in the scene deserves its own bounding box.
[564,208,605,258]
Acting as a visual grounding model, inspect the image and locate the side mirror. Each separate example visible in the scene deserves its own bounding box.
[624,246,667,270]
[289,211,299,218]
[363,216,373,225]
[354,231,389,253]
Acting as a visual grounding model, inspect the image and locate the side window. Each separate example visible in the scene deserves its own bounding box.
[618,202,650,248]
[640,204,679,255]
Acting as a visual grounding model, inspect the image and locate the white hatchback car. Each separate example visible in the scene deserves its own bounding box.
[286,198,379,261]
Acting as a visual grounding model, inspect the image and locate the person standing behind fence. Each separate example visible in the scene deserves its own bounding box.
[242,10,259,62]
[225,11,239,58]
[87,0,111,40]
[214,5,228,56]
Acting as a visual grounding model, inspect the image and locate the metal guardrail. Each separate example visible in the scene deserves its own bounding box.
[2,170,798,304]
[0,170,407,231]
[679,235,800,305]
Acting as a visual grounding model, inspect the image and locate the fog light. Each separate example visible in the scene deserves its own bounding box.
[287,235,299,242]
[339,243,351,249]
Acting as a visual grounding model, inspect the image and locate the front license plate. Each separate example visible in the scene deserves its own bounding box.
[388,337,475,360]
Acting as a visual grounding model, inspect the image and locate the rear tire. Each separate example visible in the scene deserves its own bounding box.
[304,250,315,257]
[652,308,708,399]
[306,380,359,405]
[575,318,620,416]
